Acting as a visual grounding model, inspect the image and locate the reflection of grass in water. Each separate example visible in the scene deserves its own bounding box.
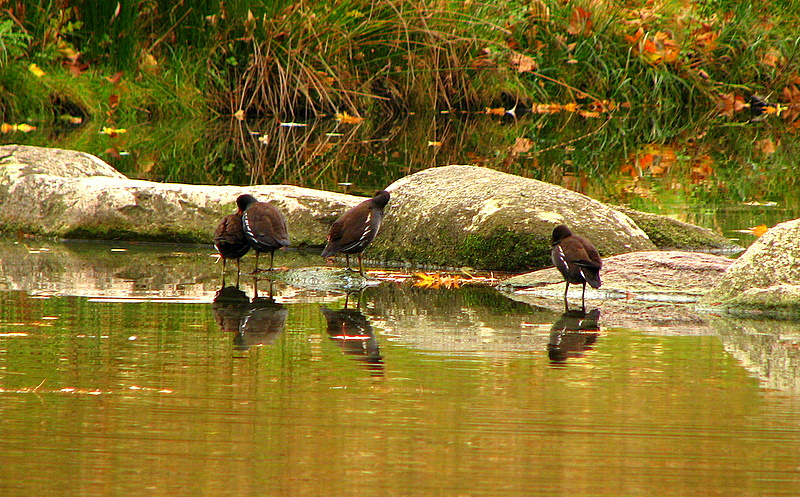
[3,109,799,234]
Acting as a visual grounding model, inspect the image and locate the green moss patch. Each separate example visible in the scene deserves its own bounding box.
[457,228,551,272]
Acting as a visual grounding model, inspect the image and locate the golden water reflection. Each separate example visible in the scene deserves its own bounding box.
[1,239,800,496]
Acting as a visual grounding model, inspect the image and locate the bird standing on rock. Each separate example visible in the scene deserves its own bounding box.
[322,190,390,275]
[550,224,602,310]
[239,194,290,272]
[213,203,250,287]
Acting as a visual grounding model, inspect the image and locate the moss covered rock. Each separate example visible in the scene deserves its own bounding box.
[371,165,655,270]
[615,206,743,254]
[702,218,800,316]
[0,144,360,245]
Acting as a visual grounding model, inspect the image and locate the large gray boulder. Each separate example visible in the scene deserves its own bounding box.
[0,144,360,245]
[702,218,800,315]
[372,165,655,270]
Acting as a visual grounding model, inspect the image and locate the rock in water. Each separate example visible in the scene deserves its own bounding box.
[702,218,800,315]
[371,165,654,271]
[274,267,379,293]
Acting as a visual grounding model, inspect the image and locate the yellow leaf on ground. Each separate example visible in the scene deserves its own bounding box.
[28,64,46,77]
[16,123,37,133]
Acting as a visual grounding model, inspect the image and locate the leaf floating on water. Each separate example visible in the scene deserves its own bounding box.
[742,201,778,207]
[100,126,127,136]
[1,123,37,133]
[734,224,768,237]
[413,272,462,289]
[334,112,364,124]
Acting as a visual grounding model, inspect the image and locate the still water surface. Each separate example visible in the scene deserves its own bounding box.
[1,240,800,496]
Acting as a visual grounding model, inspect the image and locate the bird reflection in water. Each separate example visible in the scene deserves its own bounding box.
[321,292,384,375]
[211,280,288,351]
[235,296,288,350]
[211,286,250,333]
[548,308,601,364]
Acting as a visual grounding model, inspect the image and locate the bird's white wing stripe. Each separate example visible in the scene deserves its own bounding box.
[557,246,567,265]
[243,215,255,238]
[359,212,373,242]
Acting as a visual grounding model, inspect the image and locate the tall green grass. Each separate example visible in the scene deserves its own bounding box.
[2,0,800,120]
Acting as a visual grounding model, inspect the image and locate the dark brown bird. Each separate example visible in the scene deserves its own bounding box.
[213,202,250,287]
[550,224,602,310]
[321,190,390,274]
[239,194,290,272]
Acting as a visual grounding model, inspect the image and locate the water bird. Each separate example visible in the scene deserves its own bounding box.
[213,201,251,287]
[550,224,602,310]
[321,190,390,275]
[239,194,290,272]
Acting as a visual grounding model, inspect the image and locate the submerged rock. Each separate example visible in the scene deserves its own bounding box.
[615,206,743,254]
[273,266,380,293]
[0,144,360,245]
[372,165,655,271]
[702,218,800,316]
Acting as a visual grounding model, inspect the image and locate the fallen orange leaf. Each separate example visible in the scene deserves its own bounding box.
[106,71,124,84]
[567,6,593,36]
[510,52,537,73]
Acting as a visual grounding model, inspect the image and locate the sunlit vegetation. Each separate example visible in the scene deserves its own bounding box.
[1,0,800,122]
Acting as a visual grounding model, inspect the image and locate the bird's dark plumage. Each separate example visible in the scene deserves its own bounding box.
[214,207,250,287]
[551,224,602,310]
[239,194,290,272]
[321,190,390,274]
